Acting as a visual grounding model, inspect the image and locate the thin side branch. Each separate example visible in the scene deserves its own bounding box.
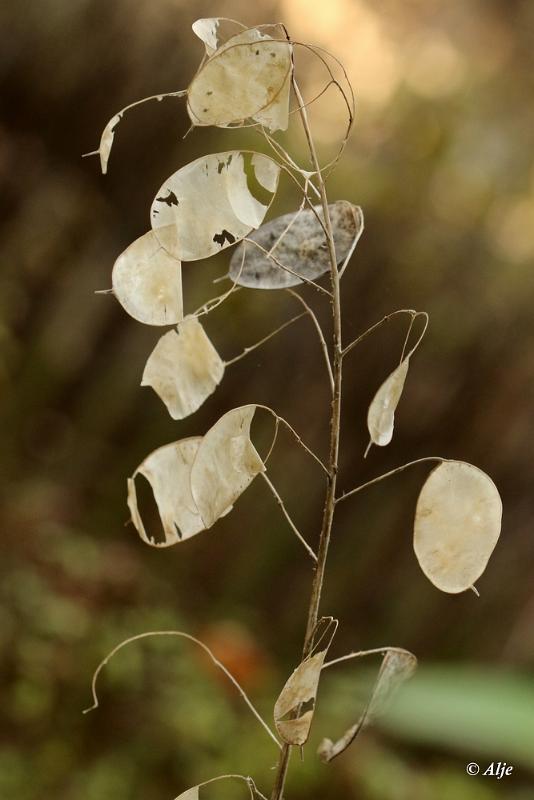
[342,309,421,359]
[82,90,187,164]
[400,314,416,363]
[260,130,321,200]
[336,456,448,505]
[291,42,355,175]
[261,473,318,562]
[225,313,306,366]
[83,630,281,749]
[192,244,246,318]
[286,288,334,394]
[268,185,309,255]
[404,311,429,360]
[338,205,365,279]
[323,646,414,670]
[257,404,328,475]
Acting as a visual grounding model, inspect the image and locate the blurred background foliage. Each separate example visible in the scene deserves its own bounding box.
[1,0,533,798]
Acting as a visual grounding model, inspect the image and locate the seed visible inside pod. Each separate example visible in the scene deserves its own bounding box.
[229,202,364,289]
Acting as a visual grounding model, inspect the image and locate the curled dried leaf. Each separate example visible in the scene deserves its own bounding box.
[187,27,292,132]
[127,438,205,547]
[414,461,502,593]
[112,230,183,325]
[89,91,186,174]
[318,648,417,762]
[274,652,325,746]
[273,618,337,746]
[229,202,363,289]
[367,357,410,447]
[98,113,121,175]
[142,317,225,419]
[190,405,265,529]
[150,151,280,261]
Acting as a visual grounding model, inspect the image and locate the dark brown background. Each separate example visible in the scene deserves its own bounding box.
[1,1,533,798]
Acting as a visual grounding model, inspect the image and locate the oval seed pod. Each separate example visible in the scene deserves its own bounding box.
[141,317,225,420]
[190,405,265,529]
[127,438,205,548]
[112,230,183,325]
[150,151,280,261]
[367,357,410,447]
[187,27,292,132]
[414,461,502,593]
[229,202,363,289]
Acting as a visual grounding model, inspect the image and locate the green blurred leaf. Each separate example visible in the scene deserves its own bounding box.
[381,665,534,770]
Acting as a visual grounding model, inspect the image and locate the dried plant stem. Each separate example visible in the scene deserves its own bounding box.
[256,404,329,475]
[82,90,188,160]
[192,246,246,318]
[285,289,334,393]
[270,77,344,800]
[261,473,318,562]
[342,309,421,359]
[323,645,413,670]
[83,630,281,749]
[338,206,365,279]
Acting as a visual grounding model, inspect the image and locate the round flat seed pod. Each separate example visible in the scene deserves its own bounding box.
[187,28,292,131]
[112,230,183,325]
[141,317,225,420]
[150,151,280,261]
[414,461,502,593]
[127,437,205,547]
[190,405,265,529]
[229,201,363,289]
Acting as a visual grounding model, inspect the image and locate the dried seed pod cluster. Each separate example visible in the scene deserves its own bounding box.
[86,16,503,800]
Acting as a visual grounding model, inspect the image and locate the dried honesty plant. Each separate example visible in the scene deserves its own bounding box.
[84,17,503,799]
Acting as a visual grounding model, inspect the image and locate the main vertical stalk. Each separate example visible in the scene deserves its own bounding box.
[270,80,343,800]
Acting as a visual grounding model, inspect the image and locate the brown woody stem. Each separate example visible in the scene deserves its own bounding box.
[270,77,343,800]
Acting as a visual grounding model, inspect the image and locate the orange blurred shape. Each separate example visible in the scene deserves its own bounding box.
[198,620,272,692]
